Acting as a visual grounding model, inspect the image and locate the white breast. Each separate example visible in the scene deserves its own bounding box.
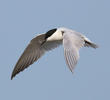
[47,30,63,41]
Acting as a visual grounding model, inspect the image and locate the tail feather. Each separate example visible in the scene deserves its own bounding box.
[84,40,98,49]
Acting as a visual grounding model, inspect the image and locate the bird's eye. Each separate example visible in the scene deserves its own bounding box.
[61,31,65,35]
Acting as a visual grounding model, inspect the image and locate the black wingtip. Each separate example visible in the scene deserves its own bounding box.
[11,70,17,80]
[11,74,14,80]
[11,77,13,80]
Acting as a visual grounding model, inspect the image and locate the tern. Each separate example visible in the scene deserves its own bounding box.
[11,27,98,79]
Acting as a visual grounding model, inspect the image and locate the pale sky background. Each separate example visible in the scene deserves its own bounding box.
[0,0,109,100]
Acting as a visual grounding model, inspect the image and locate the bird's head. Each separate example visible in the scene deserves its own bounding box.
[46,28,64,41]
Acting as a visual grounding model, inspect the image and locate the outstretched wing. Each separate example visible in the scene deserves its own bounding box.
[63,32,84,72]
[11,34,46,79]
[11,34,62,79]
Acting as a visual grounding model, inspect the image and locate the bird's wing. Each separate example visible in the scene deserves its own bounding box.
[11,34,46,79]
[63,32,84,72]
[42,40,62,51]
[11,34,61,79]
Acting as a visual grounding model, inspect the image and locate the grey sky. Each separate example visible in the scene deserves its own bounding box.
[0,0,109,100]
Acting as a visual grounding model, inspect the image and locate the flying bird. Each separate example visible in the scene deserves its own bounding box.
[11,27,98,79]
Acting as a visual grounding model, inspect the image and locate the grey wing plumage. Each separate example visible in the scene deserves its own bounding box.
[63,32,84,72]
[11,34,46,79]
[64,47,79,72]
[42,40,62,51]
[11,34,62,79]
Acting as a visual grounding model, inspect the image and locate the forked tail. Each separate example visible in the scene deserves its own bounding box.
[84,37,98,49]
[84,40,98,48]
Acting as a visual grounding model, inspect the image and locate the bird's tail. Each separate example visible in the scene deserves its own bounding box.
[84,37,98,49]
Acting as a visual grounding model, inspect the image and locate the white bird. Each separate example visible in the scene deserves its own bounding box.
[11,27,98,79]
